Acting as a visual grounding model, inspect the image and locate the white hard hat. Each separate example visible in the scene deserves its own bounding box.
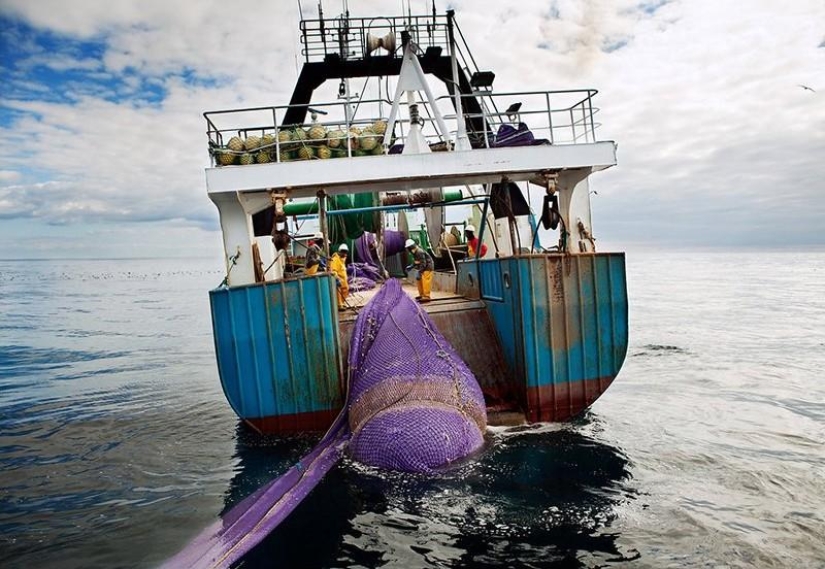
[314,232,324,239]
[338,243,349,252]
[465,224,476,233]
[405,238,416,248]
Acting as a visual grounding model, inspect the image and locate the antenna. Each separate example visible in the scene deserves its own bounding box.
[318,1,327,53]
[401,0,412,27]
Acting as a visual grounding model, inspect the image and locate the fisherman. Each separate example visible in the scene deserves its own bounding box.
[405,238,434,303]
[464,224,488,258]
[330,243,349,310]
[304,233,323,276]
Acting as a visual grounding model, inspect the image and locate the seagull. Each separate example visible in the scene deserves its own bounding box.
[799,84,816,92]
[505,102,522,120]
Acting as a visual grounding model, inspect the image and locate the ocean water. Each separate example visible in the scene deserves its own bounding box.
[1,251,823,569]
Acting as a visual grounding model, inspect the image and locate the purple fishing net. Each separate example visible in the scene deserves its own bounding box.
[346,279,487,473]
[492,122,549,147]
[164,280,487,566]
[348,276,376,292]
[355,232,378,265]
[348,262,384,281]
[346,262,382,292]
[161,419,349,568]
[355,230,407,267]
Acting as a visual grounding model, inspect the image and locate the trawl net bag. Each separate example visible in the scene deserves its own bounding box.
[164,280,486,567]
[347,279,487,473]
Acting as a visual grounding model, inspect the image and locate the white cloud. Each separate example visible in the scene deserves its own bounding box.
[1,0,824,258]
[17,53,102,72]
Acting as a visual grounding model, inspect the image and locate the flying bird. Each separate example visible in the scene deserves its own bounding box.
[799,84,816,92]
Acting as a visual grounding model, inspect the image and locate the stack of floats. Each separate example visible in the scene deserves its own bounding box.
[212,118,390,166]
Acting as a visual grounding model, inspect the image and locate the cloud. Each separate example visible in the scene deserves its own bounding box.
[0,0,824,258]
[0,170,22,183]
[17,53,102,73]
[0,93,216,226]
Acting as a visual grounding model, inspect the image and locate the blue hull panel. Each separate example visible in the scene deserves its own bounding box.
[458,254,628,420]
[211,254,628,432]
[210,275,344,432]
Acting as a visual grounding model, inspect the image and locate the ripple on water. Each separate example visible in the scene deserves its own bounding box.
[230,425,640,568]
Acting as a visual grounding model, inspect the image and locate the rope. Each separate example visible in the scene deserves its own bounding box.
[218,249,241,287]
[262,250,286,277]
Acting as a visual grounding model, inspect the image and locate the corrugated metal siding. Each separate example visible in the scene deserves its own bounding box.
[471,254,628,420]
[518,254,628,388]
[456,261,481,300]
[481,260,522,382]
[209,275,343,422]
[479,260,504,301]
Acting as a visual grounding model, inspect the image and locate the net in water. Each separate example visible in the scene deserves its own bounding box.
[347,279,487,472]
[164,279,486,567]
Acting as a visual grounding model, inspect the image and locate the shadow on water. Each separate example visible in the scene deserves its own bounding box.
[224,420,639,568]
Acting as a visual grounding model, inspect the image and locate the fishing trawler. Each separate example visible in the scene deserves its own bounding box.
[204,6,628,434]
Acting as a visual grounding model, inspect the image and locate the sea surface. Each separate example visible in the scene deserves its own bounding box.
[1,251,823,569]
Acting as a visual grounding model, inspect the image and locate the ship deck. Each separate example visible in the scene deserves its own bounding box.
[337,280,477,322]
[335,280,524,426]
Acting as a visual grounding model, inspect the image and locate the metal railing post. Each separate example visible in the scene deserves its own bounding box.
[570,109,576,144]
[588,91,596,142]
[318,191,329,259]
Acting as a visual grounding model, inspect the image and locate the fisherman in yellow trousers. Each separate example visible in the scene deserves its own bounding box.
[329,243,349,310]
[405,238,434,303]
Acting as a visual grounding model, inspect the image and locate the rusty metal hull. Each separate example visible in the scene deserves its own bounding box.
[458,253,629,421]
[210,253,627,433]
[209,274,344,434]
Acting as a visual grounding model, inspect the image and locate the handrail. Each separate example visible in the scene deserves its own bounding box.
[203,88,603,166]
[299,13,451,62]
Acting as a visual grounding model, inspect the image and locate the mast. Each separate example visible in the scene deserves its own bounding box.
[335,1,354,126]
[447,10,470,151]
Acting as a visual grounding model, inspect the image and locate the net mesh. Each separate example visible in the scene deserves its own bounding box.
[165,281,488,566]
[346,279,487,472]
[347,262,383,292]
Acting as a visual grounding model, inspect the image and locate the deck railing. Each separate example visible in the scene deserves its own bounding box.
[299,13,451,63]
[203,89,601,168]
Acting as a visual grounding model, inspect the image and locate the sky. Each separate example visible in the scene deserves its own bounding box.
[0,0,823,259]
